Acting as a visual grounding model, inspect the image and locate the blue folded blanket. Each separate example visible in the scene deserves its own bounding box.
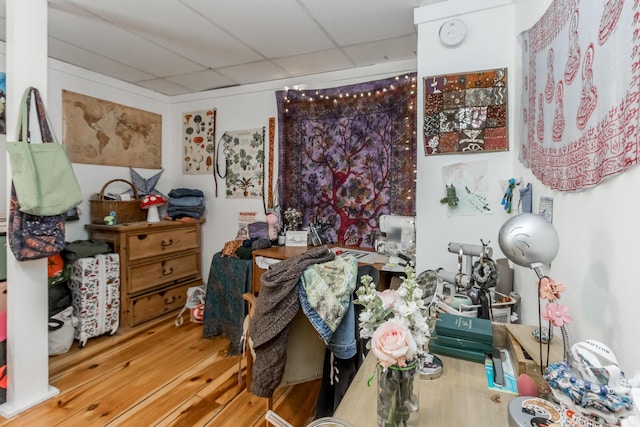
[168,188,203,198]
[168,196,203,208]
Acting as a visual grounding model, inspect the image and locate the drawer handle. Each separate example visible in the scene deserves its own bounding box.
[161,239,174,248]
[162,266,174,276]
[164,296,176,305]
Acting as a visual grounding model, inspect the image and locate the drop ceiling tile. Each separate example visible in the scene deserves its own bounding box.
[135,78,192,96]
[300,0,417,46]
[65,0,262,68]
[183,0,335,58]
[344,35,417,67]
[216,60,291,85]
[165,70,238,92]
[274,49,354,77]
[48,38,156,83]
[48,8,202,77]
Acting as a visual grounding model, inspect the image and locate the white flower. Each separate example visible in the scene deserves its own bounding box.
[359,311,373,323]
[355,265,431,363]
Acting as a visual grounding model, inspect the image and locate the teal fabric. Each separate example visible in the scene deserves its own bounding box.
[202,252,252,354]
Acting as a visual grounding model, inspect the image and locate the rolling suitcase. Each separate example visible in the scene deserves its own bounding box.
[68,253,120,347]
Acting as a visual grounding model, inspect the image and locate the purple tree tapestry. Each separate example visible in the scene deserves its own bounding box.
[276,74,417,248]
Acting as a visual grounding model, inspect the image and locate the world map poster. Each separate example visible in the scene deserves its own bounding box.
[62,90,162,168]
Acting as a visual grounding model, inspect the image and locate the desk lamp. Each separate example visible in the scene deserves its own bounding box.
[497,213,570,361]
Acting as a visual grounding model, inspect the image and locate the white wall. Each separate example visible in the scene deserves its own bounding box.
[46,59,171,241]
[169,61,417,272]
[2,0,637,378]
[510,0,640,375]
[415,0,639,375]
[414,2,517,279]
[0,40,414,278]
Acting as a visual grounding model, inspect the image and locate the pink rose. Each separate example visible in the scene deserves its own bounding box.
[377,289,399,310]
[371,320,417,368]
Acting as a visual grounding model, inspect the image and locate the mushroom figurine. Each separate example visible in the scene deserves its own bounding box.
[140,194,166,223]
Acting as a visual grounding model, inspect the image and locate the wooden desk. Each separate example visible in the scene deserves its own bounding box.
[251,246,310,294]
[334,325,518,426]
[251,245,391,294]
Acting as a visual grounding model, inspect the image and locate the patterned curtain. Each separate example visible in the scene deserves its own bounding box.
[520,0,640,191]
[276,74,417,248]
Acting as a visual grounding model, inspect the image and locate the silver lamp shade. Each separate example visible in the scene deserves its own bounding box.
[498,213,559,275]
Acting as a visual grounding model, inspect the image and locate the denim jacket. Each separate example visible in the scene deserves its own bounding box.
[299,255,358,359]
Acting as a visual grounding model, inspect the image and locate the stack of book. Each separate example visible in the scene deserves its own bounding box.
[428,312,494,363]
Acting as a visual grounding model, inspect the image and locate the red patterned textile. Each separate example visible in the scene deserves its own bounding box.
[276,74,417,248]
[520,0,640,191]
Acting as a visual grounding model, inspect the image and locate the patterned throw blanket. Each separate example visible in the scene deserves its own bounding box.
[249,246,335,398]
[520,0,640,191]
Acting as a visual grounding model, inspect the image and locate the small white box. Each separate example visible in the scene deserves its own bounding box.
[285,230,308,247]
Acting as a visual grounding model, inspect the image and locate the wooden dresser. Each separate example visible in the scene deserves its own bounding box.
[85,220,204,326]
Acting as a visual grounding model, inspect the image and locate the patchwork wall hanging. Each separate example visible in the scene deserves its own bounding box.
[182,109,215,174]
[61,90,162,168]
[216,127,265,199]
[276,74,417,248]
[424,68,508,155]
[520,0,640,191]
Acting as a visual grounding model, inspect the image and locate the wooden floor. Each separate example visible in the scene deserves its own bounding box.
[0,313,320,427]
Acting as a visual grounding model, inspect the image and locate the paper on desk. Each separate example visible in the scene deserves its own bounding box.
[381,264,406,272]
[330,247,388,264]
[485,348,518,394]
[255,256,281,269]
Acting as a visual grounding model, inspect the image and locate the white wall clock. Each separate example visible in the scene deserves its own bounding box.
[439,19,467,47]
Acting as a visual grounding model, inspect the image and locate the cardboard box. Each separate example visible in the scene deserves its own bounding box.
[504,324,564,396]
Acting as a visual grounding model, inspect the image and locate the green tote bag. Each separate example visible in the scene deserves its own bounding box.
[6,87,82,216]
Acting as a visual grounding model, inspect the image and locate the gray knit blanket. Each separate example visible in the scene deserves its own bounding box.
[249,245,335,397]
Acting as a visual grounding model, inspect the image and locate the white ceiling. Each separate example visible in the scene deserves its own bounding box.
[0,0,441,96]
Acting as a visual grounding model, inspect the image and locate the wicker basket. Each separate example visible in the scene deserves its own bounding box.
[89,179,146,224]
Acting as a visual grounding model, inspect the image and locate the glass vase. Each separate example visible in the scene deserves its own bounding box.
[376,362,419,427]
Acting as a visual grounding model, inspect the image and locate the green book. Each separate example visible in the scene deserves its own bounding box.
[428,340,487,364]
[434,313,493,345]
[431,334,494,353]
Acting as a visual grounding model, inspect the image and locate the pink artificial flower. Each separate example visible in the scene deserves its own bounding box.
[371,320,417,368]
[542,302,572,327]
[377,289,399,310]
[537,277,566,300]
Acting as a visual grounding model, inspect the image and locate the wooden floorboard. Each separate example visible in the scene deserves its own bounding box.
[0,313,320,427]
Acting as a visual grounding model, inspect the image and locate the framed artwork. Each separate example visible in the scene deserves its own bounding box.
[182,109,216,174]
[218,127,265,199]
[423,68,508,155]
[62,90,162,168]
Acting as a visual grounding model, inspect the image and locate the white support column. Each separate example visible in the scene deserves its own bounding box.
[0,0,59,418]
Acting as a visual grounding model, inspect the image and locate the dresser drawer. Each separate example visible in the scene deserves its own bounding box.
[126,227,199,261]
[127,252,200,295]
[127,280,198,326]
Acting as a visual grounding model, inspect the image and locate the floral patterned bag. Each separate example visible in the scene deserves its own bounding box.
[8,183,65,261]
